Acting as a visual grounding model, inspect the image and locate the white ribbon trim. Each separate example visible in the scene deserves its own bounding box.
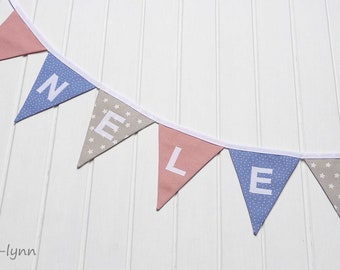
[8,0,340,160]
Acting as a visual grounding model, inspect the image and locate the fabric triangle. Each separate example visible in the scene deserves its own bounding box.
[78,90,154,168]
[229,149,299,235]
[305,159,340,217]
[15,53,95,122]
[0,11,46,60]
[157,125,223,210]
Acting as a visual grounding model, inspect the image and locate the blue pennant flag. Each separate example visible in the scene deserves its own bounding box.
[15,53,95,123]
[229,149,299,235]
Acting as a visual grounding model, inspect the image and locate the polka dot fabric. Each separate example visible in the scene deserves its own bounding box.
[77,90,154,168]
[229,149,299,235]
[15,53,95,122]
[305,159,340,217]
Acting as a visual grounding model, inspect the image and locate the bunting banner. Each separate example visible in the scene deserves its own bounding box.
[15,53,95,123]
[157,125,223,210]
[0,11,45,60]
[1,0,340,235]
[78,90,154,168]
[305,159,340,216]
[229,149,299,235]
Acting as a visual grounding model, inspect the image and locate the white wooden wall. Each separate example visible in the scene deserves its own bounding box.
[0,0,340,269]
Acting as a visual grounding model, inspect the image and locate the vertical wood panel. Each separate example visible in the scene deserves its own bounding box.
[0,1,51,270]
[293,0,340,269]
[219,1,262,269]
[176,0,219,269]
[84,1,142,269]
[293,0,340,150]
[131,0,179,269]
[0,1,28,220]
[32,1,107,270]
[255,0,309,269]
[327,0,340,98]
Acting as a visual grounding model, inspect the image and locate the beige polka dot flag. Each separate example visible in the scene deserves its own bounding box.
[78,90,154,168]
[305,159,340,217]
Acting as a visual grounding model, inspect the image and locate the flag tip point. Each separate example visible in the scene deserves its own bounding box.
[14,114,25,123]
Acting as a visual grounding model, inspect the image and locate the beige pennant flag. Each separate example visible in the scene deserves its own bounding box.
[305,159,340,217]
[78,90,154,168]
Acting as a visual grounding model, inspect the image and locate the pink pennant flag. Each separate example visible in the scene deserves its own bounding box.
[157,125,223,210]
[0,11,46,60]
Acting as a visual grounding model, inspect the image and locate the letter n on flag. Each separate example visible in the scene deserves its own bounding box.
[15,53,95,122]
[157,125,223,210]
[229,149,299,235]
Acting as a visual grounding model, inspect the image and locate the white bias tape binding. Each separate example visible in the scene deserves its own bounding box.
[8,0,340,160]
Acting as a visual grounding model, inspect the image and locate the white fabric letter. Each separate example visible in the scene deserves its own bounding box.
[166,146,186,176]
[36,73,69,102]
[94,110,126,141]
[250,166,273,195]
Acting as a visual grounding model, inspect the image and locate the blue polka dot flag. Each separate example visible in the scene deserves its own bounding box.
[15,53,95,123]
[229,149,300,235]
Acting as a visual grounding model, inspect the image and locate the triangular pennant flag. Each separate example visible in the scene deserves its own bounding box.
[0,11,46,60]
[305,159,340,217]
[78,90,154,168]
[229,149,299,235]
[15,53,95,122]
[157,125,223,210]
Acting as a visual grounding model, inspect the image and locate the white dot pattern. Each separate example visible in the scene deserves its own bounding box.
[78,90,154,168]
[15,53,95,122]
[229,149,299,235]
[305,159,340,217]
